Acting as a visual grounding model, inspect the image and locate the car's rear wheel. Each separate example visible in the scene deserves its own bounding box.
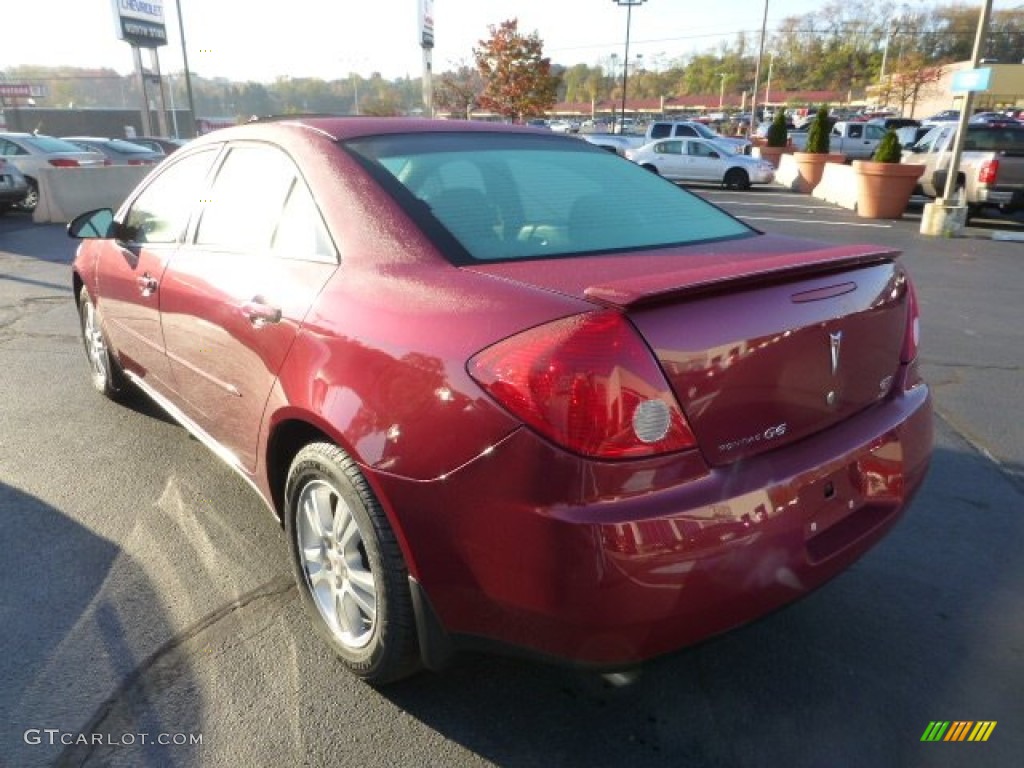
[285,442,419,684]
[14,178,38,212]
[723,168,750,190]
[78,287,125,398]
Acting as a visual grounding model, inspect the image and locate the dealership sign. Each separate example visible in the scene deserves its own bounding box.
[110,0,168,47]
[0,84,33,98]
[951,68,992,93]
[419,0,434,49]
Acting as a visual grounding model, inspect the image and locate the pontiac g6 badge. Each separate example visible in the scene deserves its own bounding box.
[826,330,843,406]
[829,330,843,376]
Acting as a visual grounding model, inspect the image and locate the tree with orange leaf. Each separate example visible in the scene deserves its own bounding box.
[474,19,559,121]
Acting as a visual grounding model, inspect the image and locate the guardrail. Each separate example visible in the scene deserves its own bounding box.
[32,166,152,224]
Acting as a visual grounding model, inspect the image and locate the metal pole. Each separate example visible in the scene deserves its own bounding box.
[749,0,769,137]
[613,1,645,133]
[133,45,153,136]
[175,0,197,136]
[941,0,994,203]
[621,3,632,132]
[150,48,170,137]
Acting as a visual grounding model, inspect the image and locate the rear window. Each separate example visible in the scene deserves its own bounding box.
[345,132,752,263]
[105,139,156,155]
[22,135,89,153]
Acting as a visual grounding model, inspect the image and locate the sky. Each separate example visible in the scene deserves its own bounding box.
[0,1,1006,83]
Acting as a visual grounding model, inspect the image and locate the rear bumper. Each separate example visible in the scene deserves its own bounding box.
[977,186,1024,210]
[374,381,932,667]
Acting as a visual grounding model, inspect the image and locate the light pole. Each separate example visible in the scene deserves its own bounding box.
[608,53,619,130]
[749,0,769,137]
[764,51,776,115]
[175,0,197,136]
[719,73,727,111]
[613,1,646,134]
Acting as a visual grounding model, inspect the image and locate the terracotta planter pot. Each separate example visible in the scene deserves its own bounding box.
[853,161,926,219]
[758,145,786,168]
[792,152,846,193]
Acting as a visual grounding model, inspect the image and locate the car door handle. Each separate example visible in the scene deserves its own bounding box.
[136,274,158,296]
[240,298,282,327]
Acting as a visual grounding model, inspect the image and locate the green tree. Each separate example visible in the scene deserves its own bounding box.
[806,105,831,153]
[434,62,484,119]
[474,19,559,120]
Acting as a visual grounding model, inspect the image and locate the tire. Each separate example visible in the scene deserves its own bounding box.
[285,442,419,684]
[723,168,751,190]
[78,287,126,399]
[14,177,38,212]
[641,164,660,175]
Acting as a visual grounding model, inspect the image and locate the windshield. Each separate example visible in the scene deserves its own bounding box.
[345,133,753,263]
[692,123,718,139]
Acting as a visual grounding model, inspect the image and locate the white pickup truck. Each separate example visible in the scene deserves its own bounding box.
[789,121,887,160]
[582,121,750,156]
[901,122,1024,215]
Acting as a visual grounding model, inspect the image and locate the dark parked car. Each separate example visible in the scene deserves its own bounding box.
[128,136,189,155]
[61,137,164,166]
[69,117,933,683]
[0,157,30,213]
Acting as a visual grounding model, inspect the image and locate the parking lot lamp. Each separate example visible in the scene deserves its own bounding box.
[613,1,646,133]
[175,0,197,137]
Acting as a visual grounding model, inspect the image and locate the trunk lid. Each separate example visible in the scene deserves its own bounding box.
[465,235,909,466]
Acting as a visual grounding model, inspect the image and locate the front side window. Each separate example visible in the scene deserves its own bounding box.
[122,148,218,244]
[346,133,753,263]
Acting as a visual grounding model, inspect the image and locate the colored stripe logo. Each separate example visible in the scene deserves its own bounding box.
[921,721,997,742]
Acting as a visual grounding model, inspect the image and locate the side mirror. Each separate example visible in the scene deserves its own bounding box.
[67,209,115,239]
[67,208,133,241]
[709,151,720,159]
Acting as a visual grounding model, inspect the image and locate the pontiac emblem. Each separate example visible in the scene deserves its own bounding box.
[829,331,843,376]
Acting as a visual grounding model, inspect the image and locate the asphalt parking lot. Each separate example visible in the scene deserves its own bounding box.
[0,189,1021,767]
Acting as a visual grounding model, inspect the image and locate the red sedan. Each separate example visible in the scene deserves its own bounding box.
[70,117,932,684]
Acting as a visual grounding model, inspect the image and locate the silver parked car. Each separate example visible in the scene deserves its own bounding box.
[0,157,30,214]
[0,133,107,211]
[61,137,164,167]
[625,138,775,189]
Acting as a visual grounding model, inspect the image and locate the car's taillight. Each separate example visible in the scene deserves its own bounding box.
[468,310,697,459]
[978,158,999,185]
[48,158,80,168]
[900,277,920,364]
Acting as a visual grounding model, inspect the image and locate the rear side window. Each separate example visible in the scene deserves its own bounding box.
[346,133,752,263]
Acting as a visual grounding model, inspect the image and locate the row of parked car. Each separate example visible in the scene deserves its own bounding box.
[0,132,187,213]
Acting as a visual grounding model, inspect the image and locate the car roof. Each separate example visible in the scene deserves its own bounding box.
[206,117,547,144]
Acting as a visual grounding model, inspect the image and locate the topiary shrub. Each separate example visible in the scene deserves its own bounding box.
[806,105,831,154]
[871,129,903,163]
[766,109,788,148]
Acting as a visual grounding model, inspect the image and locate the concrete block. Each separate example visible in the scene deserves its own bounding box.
[812,162,858,211]
[32,166,151,224]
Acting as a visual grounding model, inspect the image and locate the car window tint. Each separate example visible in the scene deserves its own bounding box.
[346,133,753,263]
[654,141,682,155]
[23,135,88,153]
[0,139,28,156]
[272,179,336,262]
[649,124,671,139]
[123,148,218,244]
[196,144,296,251]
